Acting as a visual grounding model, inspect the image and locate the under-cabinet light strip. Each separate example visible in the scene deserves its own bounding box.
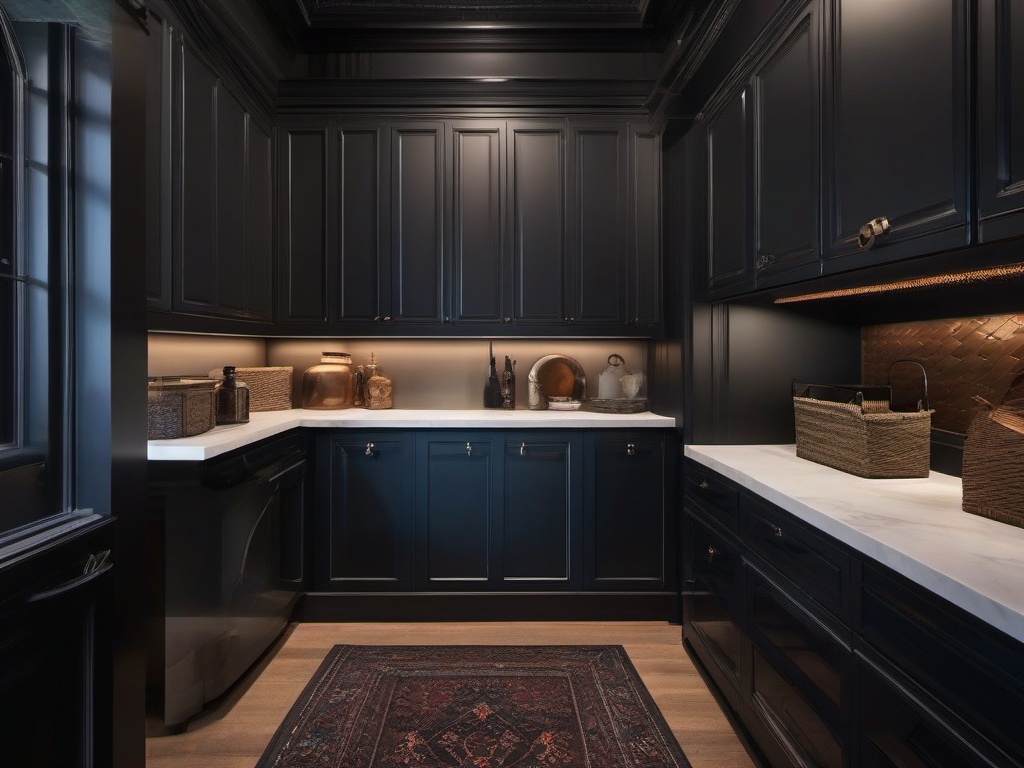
[774,263,1024,304]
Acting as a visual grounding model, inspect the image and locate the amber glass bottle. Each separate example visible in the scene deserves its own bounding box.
[214,366,250,424]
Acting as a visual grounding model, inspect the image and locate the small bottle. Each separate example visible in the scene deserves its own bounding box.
[215,366,250,424]
[484,342,502,408]
[353,365,365,407]
[501,355,516,409]
[301,352,355,409]
[365,352,393,410]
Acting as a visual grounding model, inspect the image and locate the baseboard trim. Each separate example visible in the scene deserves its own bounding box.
[294,591,680,623]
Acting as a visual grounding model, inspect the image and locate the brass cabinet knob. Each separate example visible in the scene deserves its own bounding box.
[858,216,891,249]
[699,480,710,491]
[627,443,636,456]
[466,442,473,457]
[772,525,783,539]
[365,442,375,456]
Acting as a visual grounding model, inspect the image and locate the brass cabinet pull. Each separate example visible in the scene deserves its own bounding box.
[627,443,636,456]
[699,480,710,491]
[365,442,375,456]
[858,216,891,249]
[707,546,718,561]
[772,525,783,539]
[520,442,526,457]
[466,442,473,457]
[756,253,776,270]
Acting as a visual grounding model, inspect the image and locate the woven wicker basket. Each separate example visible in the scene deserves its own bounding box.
[209,366,293,411]
[793,373,933,478]
[962,373,1024,528]
[148,378,217,439]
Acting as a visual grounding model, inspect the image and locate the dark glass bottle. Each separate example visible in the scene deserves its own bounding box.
[214,366,250,424]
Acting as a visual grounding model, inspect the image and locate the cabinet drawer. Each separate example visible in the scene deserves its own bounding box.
[752,647,845,768]
[747,563,847,727]
[688,510,740,606]
[859,565,1024,763]
[855,652,1008,768]
[684,461,738,531]
[741,492,849,619]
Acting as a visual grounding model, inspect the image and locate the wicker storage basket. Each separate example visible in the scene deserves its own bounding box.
[793,377,933,478]
[962,373,1024,528]
[148,378,217,439]
[209,366,293,411]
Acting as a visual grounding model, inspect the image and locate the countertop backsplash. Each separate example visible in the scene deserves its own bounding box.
[147,334,649,410]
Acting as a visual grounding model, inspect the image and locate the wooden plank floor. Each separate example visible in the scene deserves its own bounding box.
[145,622,754,768]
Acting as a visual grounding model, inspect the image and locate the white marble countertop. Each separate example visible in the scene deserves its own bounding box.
[685,444,1024,645]
[149,408,676,462]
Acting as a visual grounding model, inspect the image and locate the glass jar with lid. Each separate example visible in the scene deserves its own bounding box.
[214,365,250,424]
[301,352,355,409]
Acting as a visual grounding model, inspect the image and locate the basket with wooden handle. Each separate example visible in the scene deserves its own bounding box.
[793,361,933,479]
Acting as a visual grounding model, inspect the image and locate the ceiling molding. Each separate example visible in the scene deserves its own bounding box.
[277,77,654,111]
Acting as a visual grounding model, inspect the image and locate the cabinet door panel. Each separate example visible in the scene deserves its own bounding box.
[319,435,412,590]
[391,124,444,324]
[246,120,273,320]
[753,2,820,286]
[417,435,499,587]
[145,13,173,311]
[509,121,566,324]
[587,436,668,588]
[175,44,216,312]
[278,126,328,323]
[629,125,661,326]
[707,87,753,297]
[978,0,1024,242]
[825,0,968,267]
[336,124,389,322]
[570,122,626,325]
[452,122,505,325]
[215,85,246,315]
[502,437,580,587]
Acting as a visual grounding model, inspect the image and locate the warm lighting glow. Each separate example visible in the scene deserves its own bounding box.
[774,264,1024,304]
[477,77,508,83]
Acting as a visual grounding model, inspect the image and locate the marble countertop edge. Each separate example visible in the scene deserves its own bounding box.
[684,444,1024,645]
[149,408,677,461]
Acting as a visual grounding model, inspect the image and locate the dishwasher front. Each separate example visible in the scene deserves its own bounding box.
[148,431,307,731]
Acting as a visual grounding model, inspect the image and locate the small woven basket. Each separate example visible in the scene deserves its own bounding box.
[148,378,217,439]
[793,395,933,478]
[209,366,293,411]
[793,362,933,479]
[962,373,1024,528]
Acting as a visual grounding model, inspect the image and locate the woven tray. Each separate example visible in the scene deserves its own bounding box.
[586,397,648,413]
[209,366,293,411]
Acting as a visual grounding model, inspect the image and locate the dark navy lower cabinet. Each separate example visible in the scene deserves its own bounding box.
[314,429,674,603]
[586,433,675,590]
[682,459,1024,768]
[316,432,415,591]
[416,432,502,589]
[500,434,582,590]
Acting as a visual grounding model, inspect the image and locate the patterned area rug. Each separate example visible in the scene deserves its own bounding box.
[256,645,693,768]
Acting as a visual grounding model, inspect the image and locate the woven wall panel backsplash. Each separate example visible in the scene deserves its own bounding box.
[862,315,1024,435]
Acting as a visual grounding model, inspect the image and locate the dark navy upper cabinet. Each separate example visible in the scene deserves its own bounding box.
[501,434,582,590]
[277,120,330,324]
[451,121,506,326]
[568,120,628,327]
[333,123,391,324]
[391,123,447,326]
[315,432,414,591]
[752,0,822,290]
[978,0,1024,243]
[508,120,568,326]
[585,433,674,590]
[823,0,970,272]
[628,123,662,327]
[706,84,754,298]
